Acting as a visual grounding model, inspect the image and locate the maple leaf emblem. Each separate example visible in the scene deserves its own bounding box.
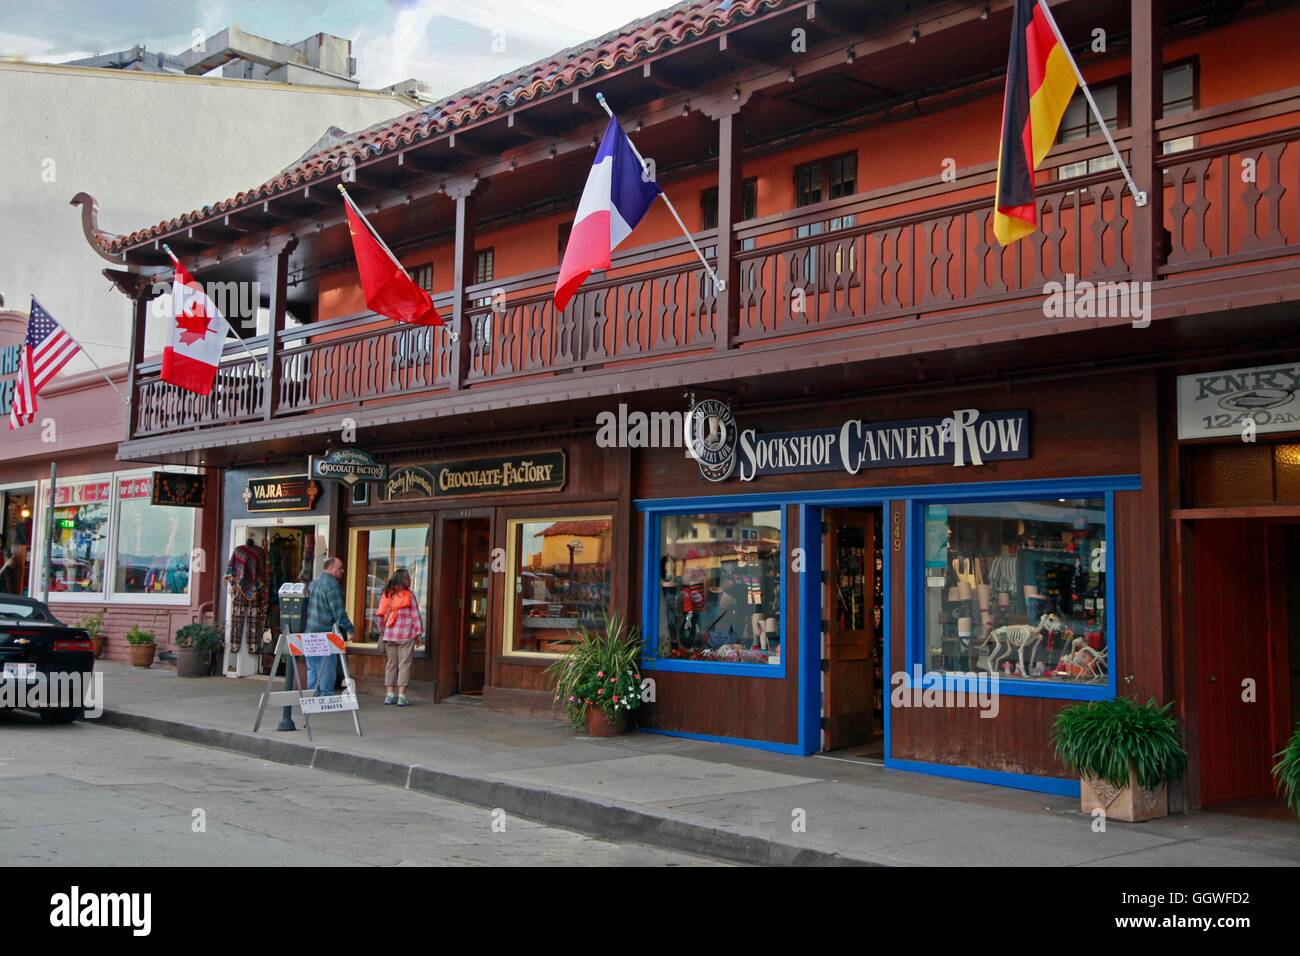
[176,300,213,345]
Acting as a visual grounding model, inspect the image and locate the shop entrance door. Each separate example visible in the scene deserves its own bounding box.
[1193,519,1297,806]
[224,518,329,679]
[821,508,883,753]
[442,518,489,696]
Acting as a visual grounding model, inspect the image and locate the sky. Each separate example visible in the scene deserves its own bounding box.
[0,0,674,97]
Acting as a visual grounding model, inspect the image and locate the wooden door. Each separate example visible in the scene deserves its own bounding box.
[456,520,489,695]
[822,509,876,750]
[1194,519,1276,804]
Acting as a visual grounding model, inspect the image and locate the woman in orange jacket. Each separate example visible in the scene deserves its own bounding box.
[377,568,422,706]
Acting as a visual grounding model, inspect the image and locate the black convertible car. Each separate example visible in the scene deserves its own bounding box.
[0,596,95,723]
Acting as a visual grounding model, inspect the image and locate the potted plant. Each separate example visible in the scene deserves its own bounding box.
[174,622,222,678]
[1273,723,1300,819]
[125,625,157,668]
[79,609,107,659]
[545,612,644,736]
[1052,696,1187,822]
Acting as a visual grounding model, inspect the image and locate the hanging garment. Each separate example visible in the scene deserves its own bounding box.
[226,543,268,653]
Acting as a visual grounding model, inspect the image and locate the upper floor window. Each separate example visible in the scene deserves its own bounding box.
[1059,61,1196,180]
[411,263,433,293]
[795,153,857,238]
[474,248,494,285]
[472,247,494,315]
[701,179,758,257]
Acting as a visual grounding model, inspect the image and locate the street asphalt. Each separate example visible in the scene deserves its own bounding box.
[0,710,726,866]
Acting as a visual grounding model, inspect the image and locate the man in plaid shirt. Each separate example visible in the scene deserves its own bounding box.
[304,556,354,696]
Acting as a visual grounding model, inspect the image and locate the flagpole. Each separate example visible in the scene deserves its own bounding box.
[1037,0,1147,207]
[161,244,268,375]
[594,93,727,292]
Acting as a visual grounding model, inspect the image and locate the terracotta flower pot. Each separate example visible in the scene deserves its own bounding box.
[90,636,107,660]
[1080,766,1168,822]
[585,705,627,737]
[129,643,157,669]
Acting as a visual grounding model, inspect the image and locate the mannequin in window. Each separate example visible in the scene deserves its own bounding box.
[225,536,268,654]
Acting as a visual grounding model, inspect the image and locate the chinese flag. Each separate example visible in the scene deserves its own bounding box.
[341,188,442,325]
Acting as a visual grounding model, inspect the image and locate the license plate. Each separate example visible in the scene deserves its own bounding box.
[3,662,36,682]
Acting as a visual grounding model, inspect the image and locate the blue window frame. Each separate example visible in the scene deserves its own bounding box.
[903,477,1133,702]
[638,500,788,678]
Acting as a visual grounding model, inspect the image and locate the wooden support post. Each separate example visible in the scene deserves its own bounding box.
[448,178,478,391]
[715,110,744,350]
[125,294,148,440]
[263,239,296,421]
[702,92,751,350]
[1130,0,1164,280]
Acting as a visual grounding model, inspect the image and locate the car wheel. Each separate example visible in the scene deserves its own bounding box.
[38,708,81,724]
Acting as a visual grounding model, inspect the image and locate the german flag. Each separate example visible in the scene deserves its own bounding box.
[993,0,1078,246]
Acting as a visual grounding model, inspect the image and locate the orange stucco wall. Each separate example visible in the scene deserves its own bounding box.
[315,7,1300,322]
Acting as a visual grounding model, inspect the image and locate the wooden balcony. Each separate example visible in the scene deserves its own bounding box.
[128,90,1300,443]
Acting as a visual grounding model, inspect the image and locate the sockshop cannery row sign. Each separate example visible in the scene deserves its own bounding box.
[692,406,1030,482]
[379,451,567,500]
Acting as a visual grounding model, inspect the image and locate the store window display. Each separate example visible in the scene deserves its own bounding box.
[921,498,1108,683]
[347,525,430,648]
[503,516,612,655]
[655,510,782,665]
[114,476,195,596]
[50,479,110,594]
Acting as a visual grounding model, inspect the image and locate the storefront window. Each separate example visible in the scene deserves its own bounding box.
[655,510,783,666]
[50,479,110,595]
[114,476,195,596]
[1,488,35,596]
[920,498,1108,684]
[504,516,612,656]
[347,525,430,647]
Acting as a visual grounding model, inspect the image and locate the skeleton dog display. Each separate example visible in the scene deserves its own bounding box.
[923,499,1108,683]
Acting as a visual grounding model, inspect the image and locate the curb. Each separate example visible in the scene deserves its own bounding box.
[97,708,889,867]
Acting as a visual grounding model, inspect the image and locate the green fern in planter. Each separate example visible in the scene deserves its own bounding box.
[1273,723,1300,819]
[175,622,222,653]
[124,625,156,646]
[1052,697,1187,791]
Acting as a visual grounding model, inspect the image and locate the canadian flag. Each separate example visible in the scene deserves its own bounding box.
[163,258,232,395]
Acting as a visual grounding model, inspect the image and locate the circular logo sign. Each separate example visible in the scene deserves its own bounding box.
[688,399,737,482]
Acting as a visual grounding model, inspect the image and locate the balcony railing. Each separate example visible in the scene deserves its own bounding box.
[128,90,1300,441]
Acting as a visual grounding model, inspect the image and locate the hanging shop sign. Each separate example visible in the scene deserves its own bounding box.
[151,472,207,508]
[309,448,388,486]
[712,408,1030,482]
[1176,362,1300,440]
[381,451,566,500]
[242,475,321,512]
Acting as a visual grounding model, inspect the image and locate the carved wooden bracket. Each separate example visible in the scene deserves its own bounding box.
[70,192,127,264]
[102,268,165,301]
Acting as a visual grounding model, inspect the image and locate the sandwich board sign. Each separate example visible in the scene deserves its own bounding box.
[252,630,362,741]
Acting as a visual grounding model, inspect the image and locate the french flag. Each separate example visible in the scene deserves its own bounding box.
[554,115,661,312]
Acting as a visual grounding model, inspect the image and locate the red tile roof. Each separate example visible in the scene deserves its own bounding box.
[100,0,794,255]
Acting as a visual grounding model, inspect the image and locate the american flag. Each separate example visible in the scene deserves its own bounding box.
[8,298,81,430]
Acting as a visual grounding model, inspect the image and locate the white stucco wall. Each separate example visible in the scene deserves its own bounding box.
[0,62,416,373]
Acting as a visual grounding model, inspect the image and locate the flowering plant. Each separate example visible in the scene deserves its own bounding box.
[545,612,644,731]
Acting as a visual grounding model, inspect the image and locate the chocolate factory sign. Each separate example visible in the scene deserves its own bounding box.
[381,451,567,500]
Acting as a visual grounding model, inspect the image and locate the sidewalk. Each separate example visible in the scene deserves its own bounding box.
[92,662,1300,866]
